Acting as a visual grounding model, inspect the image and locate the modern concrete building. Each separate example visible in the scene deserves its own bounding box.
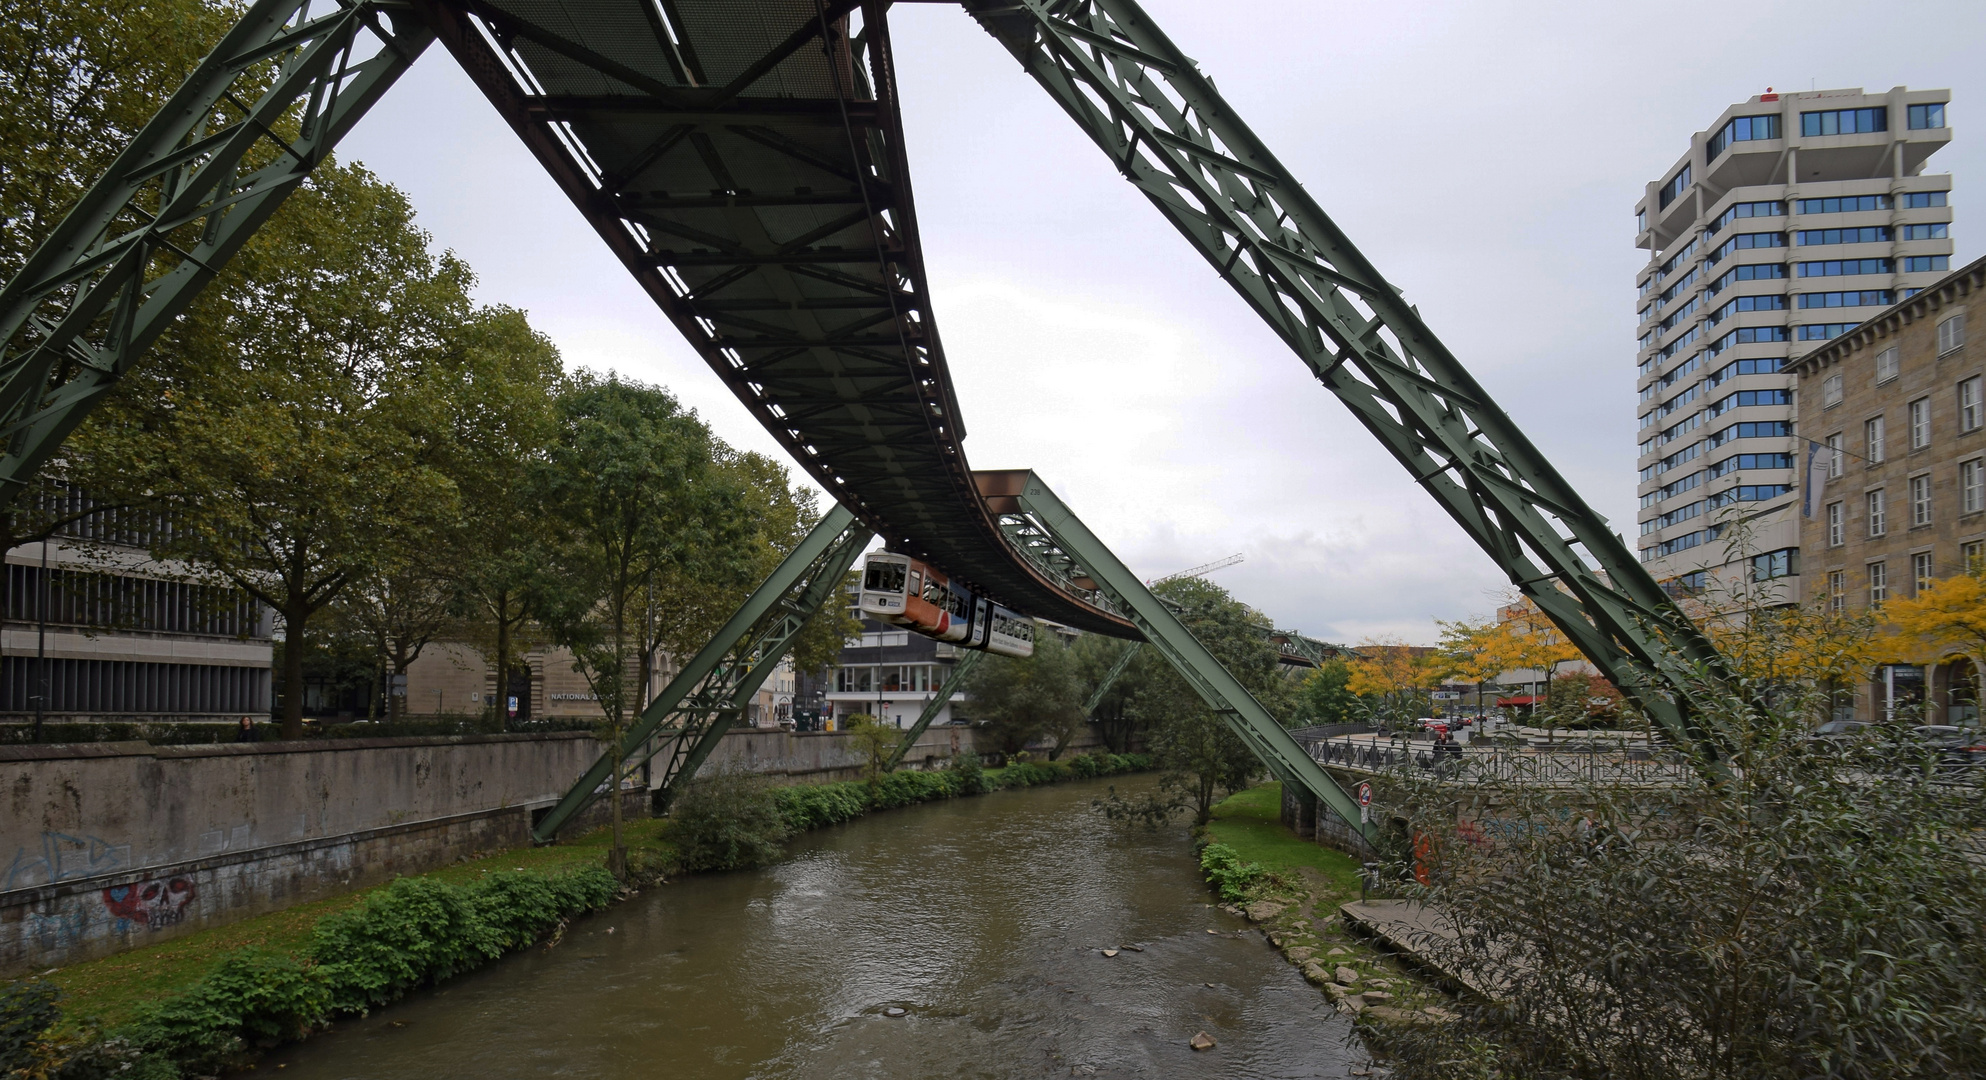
[0,492,274,730]
[825,618,967,730]
[1633,87,1954,603]
[1791,254,1984,723]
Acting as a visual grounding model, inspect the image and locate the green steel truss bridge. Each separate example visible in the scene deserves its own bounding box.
[0,0,1736,845]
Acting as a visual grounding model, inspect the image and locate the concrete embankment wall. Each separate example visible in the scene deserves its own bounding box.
[3,722,1105,975]
[0,733,628,976]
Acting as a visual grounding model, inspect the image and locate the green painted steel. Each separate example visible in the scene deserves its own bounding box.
[965,0,1734,764]
[884,647,982,771]
[1006,472,1374,841]
[1083,640,1141,715]
[531,505,871,841]
[0,0,431,507]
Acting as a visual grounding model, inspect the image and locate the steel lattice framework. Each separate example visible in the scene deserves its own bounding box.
[0,0,432,507]
[965,0,1733,759]
[0,0,1743,821]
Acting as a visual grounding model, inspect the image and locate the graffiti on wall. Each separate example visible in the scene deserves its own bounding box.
[101,878,196,932]
[4,831,132,890]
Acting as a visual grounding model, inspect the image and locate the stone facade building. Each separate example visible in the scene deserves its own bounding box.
[403,641,794,728]
[1792,254,1985,723]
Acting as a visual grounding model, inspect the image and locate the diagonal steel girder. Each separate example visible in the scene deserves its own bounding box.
[964,0,1735,766]
[0,0,432,506]
[531,504,871,842]
[885,646,982,771]
[980,470,1375,841]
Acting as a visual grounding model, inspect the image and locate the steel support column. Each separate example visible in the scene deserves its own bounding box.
[0,0,431,505]
[532,505,872,842]
[990,471,1374,841]
[884,647,982,771]
[966,0,1735,767]
[1083,640,1141,716]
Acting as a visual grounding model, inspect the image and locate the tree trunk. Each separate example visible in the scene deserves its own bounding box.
[281,607,308,739]
[607,605,627,879]
[493,589,510,732]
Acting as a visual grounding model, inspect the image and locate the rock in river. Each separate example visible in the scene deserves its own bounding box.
[1189,1031,1217,1051]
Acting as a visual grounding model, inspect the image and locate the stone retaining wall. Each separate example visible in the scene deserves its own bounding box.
[3,722,1118,975]
[0,733,621,976]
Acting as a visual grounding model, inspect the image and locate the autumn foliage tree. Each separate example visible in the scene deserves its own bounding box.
[1346,637,1454,726]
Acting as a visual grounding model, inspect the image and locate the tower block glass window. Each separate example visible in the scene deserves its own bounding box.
[1632,87,1952,600]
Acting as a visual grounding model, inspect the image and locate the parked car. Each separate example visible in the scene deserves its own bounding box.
[1910,725,1986,767]
[1811,720,1873,739]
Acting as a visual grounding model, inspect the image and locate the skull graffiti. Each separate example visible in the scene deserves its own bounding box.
[101,877,195,931]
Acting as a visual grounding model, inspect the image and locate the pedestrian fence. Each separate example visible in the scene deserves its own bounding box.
[1300,734,1698,786]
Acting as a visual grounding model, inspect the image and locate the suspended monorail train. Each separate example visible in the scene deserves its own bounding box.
[858,552,1036,658]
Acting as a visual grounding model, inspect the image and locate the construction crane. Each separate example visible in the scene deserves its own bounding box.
[1148,553,1243,586]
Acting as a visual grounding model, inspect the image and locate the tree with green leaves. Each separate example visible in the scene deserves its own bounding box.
[0,0,239,283]
[959,625,1084,757]
[75,161,479,738]
[531,374,754,876]
[1073,634,1143,752]
[431,307,564,727]
[1122,577,1289,824]
[1292,656,1361,726]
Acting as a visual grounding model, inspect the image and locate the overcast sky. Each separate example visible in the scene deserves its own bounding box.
[338,0,1986,645]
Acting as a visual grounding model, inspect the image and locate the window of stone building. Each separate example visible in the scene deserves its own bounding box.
[1866,416,1886,463]
[1911,474,1933,527]
[1939,313,1967,356]
[1875,346,1900,385]
[1962,377,1982,433]
[1964,459,1985,515]
[1823,373,1843,407]
[1826,432,1844,477]
[1913,551,1935,594]
[1827,501,1845,546]
[1910,398,1931,450]
[1870,561,1889,606]
[1868,489,1887,537]
[1966,540,1986,573]
[1827,569,1846,612]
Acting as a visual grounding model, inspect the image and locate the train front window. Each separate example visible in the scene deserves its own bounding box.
[864,561,905,593]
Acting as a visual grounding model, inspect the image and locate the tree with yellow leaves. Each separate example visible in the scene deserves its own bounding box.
[1348,636,1456,726]
[1882,568,1986,692]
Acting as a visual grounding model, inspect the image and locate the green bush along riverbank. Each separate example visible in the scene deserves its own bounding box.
[1,752,1151,1079]
[1193,783,1457,1032]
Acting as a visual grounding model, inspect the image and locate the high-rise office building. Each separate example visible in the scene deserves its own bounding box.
[1633,87,1953,603]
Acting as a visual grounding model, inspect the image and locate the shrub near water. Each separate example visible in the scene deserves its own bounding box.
[1,866,618,1078]
[671,772,794,872]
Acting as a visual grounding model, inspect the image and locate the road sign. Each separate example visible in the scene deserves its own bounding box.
[1357,782,1373,824]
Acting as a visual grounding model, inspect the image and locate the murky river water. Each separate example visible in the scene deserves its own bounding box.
[267,776,1366,1079]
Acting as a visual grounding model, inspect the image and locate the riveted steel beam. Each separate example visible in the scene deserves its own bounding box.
[0,0,432,507]
[991,470,1374,840]
[885,647,983,771]
[966,0,1734,767]
[532,504,871,842]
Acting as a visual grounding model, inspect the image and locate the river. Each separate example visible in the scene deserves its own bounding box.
[265,775,1367,1079]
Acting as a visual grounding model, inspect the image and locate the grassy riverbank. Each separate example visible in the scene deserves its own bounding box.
[1196,782,1455,1028]
[3,753,1149,1078]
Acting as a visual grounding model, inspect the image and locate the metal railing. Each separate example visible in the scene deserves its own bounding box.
[1300,734,1698,787]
